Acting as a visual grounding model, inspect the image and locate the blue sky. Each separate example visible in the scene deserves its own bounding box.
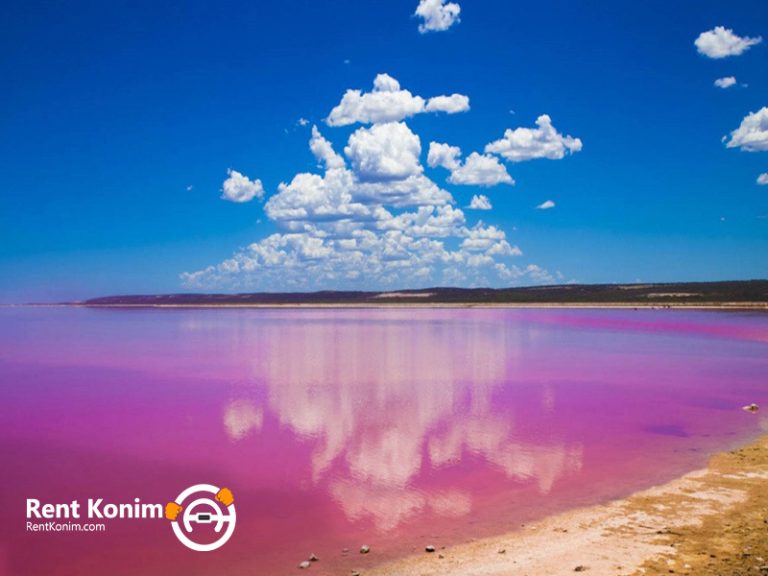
[1,0,767,302]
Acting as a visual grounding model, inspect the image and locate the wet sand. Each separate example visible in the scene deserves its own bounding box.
[361,431,768,576]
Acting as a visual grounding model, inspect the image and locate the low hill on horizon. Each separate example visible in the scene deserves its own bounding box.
[78,280,768,306]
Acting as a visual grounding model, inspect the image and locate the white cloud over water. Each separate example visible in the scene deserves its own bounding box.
[757,173,768,185]
[695,26,762,59]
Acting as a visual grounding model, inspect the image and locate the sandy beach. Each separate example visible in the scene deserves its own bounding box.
[360,431,768,576]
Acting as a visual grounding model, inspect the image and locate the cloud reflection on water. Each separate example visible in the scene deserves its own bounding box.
[230,312,583,530]
[223,399,264,441]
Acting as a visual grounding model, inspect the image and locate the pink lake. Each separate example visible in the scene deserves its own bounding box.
[1,307,767,576]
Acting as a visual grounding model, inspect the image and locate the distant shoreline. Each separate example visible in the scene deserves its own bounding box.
[23,301,768,310]
[34,280,767,309]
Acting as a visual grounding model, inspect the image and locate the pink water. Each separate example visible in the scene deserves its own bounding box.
[1,307,767,576]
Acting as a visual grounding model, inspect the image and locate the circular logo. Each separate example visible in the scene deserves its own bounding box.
[166,484,236,552]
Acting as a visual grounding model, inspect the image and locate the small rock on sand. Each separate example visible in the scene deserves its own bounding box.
[574,566,589,572]
[743,403,760,413]
[298,560,311,569]
[425,545,436,553]
[360,545,370,554]
[308,553,318,562]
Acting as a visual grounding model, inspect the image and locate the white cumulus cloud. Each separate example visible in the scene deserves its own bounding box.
[536,200,555,210]
[714,76,737,89]
[355,174,452,207]
[485,115,583,162]
[264,171,371,227]
[429,142,513,186]
[757,173,768,185]
[326,74,469,126]
[182,76,575,291]
[695,26,762,59]
[264,125,449,229]
[373,73,401,92]
[185,129,525,289]
[378,204,466,237]
[725,107,768,152]
[345,122,423,181]
[449,153,513,186]
[426,94,470,114]
[415,0,461,33]
[427,142,461,170]
[469,194,492,210]
[310,125,346,169]
[221,169,264,203]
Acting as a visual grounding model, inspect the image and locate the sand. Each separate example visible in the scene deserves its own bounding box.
[359,433,768,576]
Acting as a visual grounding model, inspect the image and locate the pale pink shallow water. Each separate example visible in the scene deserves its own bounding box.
[1,308,767,576]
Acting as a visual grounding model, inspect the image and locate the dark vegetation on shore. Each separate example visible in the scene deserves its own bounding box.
[79,280,768,306]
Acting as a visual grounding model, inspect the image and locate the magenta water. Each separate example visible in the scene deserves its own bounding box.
[1,308,767,576]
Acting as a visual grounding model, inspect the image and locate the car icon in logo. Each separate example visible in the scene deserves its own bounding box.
[165,484,236,551]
